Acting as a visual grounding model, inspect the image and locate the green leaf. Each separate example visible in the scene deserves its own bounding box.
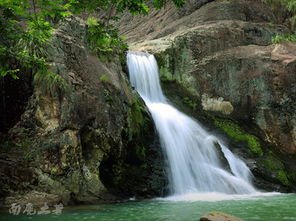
[0,68,20,79]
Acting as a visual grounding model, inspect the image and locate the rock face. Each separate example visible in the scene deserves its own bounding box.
[1,0,296,206]
[200,211,243,221]
[0,16,167,206]
[119,0,296,191]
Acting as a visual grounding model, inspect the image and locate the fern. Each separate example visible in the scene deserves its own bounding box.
[34,70,68,96]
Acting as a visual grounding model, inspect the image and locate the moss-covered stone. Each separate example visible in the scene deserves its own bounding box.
[126,97,147,140]
[262,152,284,171]
[214,118,263,157]
[288,171,296,185]
[260,152,293,187]
[183,97,197,111]
[135,145,146,162]
[276,170,291,186]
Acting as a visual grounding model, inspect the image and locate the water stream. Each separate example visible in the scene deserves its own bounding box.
[127,51,257,196]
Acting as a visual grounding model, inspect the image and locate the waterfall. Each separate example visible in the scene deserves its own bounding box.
[127,51,257,196]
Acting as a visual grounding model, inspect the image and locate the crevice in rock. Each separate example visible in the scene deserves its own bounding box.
[0,74,33,134]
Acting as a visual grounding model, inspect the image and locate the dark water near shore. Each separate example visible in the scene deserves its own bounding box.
[1,193,295,221]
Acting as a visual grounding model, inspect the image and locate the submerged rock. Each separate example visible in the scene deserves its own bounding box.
[200,211,243,221]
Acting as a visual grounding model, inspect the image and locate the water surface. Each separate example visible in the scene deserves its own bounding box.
[1,194,295,221]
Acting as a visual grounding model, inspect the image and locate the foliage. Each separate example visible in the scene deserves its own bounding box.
[0,3,25,79]
[69,0,184,15]
[263,0,296,43]
[0,0,184,87]
[86,16,127,60]
[182,97,197,111]
[214,118,263,157]
[272,34,296,43]
[0,0,62,88]
[34,70,68,96]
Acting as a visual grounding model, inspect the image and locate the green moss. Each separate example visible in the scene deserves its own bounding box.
[272,34,296,43]
[288,171,296,184]
[99,74,109,83]
[183,97,197,111]
[262,152,292,186]
[158,54,175,83]
[214,118,263,156]
[277,170,291,186]
[263,152,284,171]
[160,70,175,83]
[135,145,146,161]
[127,98,146,140]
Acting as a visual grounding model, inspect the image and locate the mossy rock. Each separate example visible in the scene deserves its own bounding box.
[262,152,284,171]
[260,151,293,187]
[276,170,291,186]
[182,97,197,111]
[287,171,296,185]
[135,145,147,162]
[214,118,263,157]
[126,97,148,140]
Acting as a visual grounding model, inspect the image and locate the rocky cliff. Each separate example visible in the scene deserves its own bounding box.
[1,0,295,207]
[119,0,296,191]
[0,16,167,207]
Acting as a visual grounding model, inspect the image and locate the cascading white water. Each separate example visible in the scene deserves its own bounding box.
[127,51,257,196]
